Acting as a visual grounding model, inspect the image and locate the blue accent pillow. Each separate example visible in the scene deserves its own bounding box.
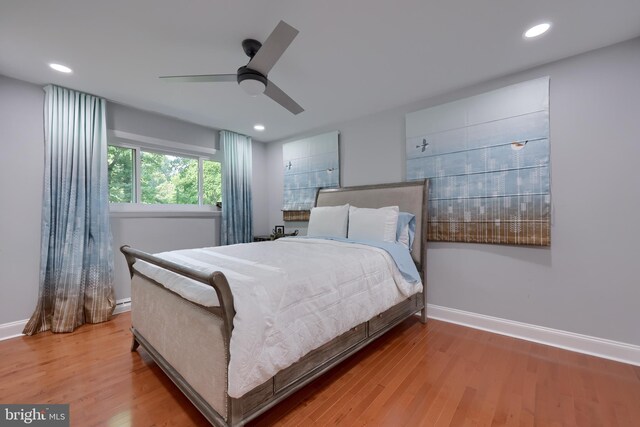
[396,212,416,251]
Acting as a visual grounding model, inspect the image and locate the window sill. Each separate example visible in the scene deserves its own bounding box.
[109,204,221,219]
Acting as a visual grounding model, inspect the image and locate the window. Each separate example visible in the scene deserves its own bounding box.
[140,151,199,204]
[107,144,222,207]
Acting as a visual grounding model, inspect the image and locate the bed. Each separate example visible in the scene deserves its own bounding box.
[120,179,428,426]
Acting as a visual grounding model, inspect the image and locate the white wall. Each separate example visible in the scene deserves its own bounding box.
[110,215,220,302]
[0,75,44,325]
[0,77,269,325]
[251,141,269,236]
[106,101,220,150]
[266,37,640,346]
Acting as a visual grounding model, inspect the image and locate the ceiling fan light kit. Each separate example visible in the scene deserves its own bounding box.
[237,66,267,96]
[160,20,304,115]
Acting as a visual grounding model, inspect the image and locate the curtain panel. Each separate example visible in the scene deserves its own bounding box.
[220,130,253,245]
[23,85,115,335]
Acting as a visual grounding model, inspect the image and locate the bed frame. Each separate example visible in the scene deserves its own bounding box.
[121,179,428,426]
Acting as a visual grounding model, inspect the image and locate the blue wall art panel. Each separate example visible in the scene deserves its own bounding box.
[283,131,339,212]
[406,77,550,245]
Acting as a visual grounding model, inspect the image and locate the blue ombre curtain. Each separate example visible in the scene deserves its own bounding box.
[220,130,253,245]
[23,85,115,335]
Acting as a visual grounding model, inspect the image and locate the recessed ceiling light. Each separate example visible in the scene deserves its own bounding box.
[49,63,73,73]
[524,23,551,39]
[254,124,265,131]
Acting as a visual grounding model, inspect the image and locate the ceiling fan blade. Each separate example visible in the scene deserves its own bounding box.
[247,20,299,75]
[159,74,237,83]
[264,79,304,115]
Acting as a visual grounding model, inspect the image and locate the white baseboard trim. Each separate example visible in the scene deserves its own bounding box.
[0,319,28,341]
[427,304,640,366]
[114,298,132,315]
[4,301,637,366]
[0,299,131,342]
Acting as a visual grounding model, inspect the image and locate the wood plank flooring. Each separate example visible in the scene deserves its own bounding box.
[1,312,639,426]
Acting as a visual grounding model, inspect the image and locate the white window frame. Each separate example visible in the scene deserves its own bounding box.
[107,130,222,216]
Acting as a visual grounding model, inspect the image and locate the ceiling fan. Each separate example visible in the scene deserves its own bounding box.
[160,20,304,115]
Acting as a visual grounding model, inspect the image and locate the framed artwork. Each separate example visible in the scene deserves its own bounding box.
[406,77,550,246]
[282,131,340,219]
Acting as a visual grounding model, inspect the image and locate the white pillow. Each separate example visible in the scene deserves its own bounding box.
[307,204,350,238]
[348,206,399,242]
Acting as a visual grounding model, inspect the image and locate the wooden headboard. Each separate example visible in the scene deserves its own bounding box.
[315,180,428,270]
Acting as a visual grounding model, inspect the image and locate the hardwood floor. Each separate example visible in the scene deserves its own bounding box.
[1,313,639,426]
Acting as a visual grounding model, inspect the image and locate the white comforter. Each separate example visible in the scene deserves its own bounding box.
[134,237,422,398]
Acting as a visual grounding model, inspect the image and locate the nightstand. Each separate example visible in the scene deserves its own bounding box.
[253,235,272,242]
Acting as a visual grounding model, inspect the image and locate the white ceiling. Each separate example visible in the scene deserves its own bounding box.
[1,1,639,142]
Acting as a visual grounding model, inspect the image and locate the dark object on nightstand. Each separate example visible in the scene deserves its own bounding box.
[253,230,299,242]
[271,230,298,240]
